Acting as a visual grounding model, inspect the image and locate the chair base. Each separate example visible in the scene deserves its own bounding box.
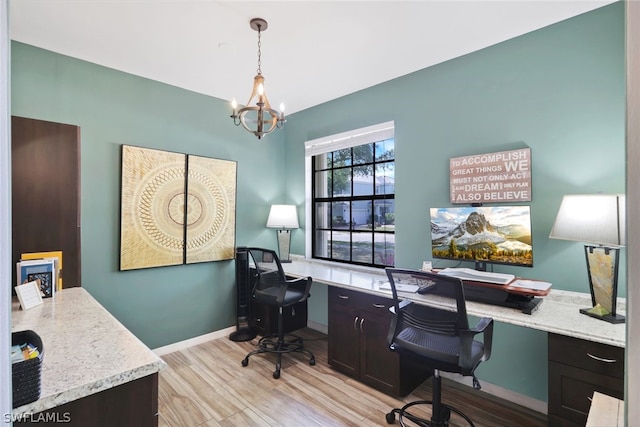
[385,400,474,427]
[241,333,315,379]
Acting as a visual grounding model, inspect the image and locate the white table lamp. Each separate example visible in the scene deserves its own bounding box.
[266,204,299,262]
[549,194,625,323]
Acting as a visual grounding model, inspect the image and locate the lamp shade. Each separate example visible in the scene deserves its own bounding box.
[549,194,625,246]
[266,205,299,229]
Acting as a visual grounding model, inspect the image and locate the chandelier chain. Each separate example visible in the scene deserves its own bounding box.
[256,25,262,75]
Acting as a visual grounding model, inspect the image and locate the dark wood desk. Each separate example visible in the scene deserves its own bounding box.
[281,257,625,420]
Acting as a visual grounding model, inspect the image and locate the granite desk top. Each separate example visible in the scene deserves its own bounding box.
[283,256,626,348]
[11,287,166,415]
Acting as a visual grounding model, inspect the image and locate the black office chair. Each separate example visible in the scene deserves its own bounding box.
[240,247,315,379]
[384,268,494,427]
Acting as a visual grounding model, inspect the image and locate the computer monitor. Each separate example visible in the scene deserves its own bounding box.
[430,205,533,269]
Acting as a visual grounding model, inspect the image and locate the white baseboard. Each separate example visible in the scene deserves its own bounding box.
[307,320,328,334]
[153,323,328,356]
[153,326,236,356]
[441,372,547,415]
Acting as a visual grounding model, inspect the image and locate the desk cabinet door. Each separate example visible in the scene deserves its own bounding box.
[328,289,359,377]
[328,287,431,397]
[359,297,398,394]
[548,333,624,427]
[548,361,623,426]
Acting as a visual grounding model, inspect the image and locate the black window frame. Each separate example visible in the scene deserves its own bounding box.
[311,139,395,268]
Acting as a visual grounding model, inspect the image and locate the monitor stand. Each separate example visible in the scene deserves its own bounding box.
[474,261,488,272]
[461,282,543,315]
[500,293,543,315]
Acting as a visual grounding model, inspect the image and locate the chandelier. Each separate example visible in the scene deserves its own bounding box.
[230,18,285,140]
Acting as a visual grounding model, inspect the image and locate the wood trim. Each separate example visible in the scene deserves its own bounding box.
[626,1,640,424]
[1,1,13,417]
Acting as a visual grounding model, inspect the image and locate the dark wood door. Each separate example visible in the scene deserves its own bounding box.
[16,373,158,427]
[327,288,360,377]
[547,333,625,427]
[359,300,399,394]
[11,116,81,288]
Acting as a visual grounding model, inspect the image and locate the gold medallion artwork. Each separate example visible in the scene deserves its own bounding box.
[186,155,236,264]
[120,145,236,270]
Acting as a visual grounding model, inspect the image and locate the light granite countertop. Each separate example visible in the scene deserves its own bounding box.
[11,287,166,415]
[283,256,625,348]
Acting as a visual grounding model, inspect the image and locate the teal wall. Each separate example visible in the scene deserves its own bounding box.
[11,42,287,349]
[10,2,624,404]
[284,3,625,402]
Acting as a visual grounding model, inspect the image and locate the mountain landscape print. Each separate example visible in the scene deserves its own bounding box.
[430,206,533,267]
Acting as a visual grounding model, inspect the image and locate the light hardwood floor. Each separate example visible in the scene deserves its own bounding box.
[158,328,547,427]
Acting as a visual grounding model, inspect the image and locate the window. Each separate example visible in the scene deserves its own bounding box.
[305,122,395,268]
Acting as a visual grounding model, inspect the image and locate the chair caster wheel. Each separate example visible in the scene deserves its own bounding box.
[385,411,396,424]
[273,370,280,379]
[309,357,316,366]
[241,358,248,367]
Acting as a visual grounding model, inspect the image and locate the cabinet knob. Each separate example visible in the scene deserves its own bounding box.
[372,303,386,309]
[359,317,365,332]
[338,295,350,300]
[586,352,617,363]
[353,316,359,331]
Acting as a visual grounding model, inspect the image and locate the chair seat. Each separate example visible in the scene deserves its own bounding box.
[394,326,485,371]
[255,287,305,306]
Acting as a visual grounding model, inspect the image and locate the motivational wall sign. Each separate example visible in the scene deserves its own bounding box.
[450,148,531,204]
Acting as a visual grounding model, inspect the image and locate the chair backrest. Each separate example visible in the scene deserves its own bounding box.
[385,268,470,337]
[246,247,286,288]
[245,247,313,308]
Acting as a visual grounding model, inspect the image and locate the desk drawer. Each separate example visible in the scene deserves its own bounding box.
[358,292,393,316]
[548,333,624,379]
[329,287,358,308]
[329,287,391,310]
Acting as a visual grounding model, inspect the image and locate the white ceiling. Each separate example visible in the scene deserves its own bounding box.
[9,1,615,114]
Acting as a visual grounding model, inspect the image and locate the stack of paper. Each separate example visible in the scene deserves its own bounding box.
[509,279,552,291]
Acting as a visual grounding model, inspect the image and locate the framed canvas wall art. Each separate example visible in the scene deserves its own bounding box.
[119,145,236,270]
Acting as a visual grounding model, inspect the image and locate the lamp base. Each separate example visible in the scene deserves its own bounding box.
[276,229,292,263]
[579,307,625,324]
